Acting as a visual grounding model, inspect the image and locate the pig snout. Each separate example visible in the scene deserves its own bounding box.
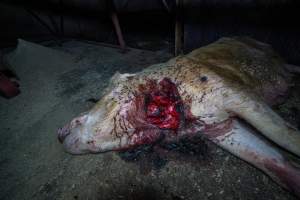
[57,114,87,143]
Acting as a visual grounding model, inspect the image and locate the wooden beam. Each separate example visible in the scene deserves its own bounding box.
[110,11,126,51]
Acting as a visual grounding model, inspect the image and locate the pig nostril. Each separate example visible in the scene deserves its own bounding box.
[58,131,70,143]
[57,126,71,143]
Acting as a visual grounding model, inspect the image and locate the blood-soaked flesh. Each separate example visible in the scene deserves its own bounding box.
[144,78,182,130]
[130,77,229,145]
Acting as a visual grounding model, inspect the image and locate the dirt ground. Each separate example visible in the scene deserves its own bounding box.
[0,40,299,200]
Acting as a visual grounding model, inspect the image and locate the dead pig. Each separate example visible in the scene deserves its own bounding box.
[58,37,300,197]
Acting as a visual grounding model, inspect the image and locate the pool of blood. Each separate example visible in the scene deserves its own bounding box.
[144,78,182,130]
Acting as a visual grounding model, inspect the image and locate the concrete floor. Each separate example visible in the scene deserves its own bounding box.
[0,40,298,200]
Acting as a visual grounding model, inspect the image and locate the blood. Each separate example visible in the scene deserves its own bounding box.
[125,77,199,148]
[144,78,182,130]
[123,77,233,152]
[264,158,300,195]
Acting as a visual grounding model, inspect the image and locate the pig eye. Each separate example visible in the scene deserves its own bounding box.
[200,76,208,82]
[87,140,95,144]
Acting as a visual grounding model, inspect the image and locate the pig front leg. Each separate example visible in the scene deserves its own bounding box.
[206,119,300,197]
[224,91,300,157]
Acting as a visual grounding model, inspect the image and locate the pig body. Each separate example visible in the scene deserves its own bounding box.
[58,37,300,197]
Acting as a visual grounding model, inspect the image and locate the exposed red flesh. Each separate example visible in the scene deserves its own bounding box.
[113,77,234,152]
[125,77,201,147]
[145,78,182,130]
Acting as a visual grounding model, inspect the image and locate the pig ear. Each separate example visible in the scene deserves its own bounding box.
[109,71,136,86]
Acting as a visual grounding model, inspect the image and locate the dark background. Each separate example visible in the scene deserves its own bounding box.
[1,0,300,63]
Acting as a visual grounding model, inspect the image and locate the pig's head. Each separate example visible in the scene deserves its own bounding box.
[57,98,128,154]
[57,72,201,154]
